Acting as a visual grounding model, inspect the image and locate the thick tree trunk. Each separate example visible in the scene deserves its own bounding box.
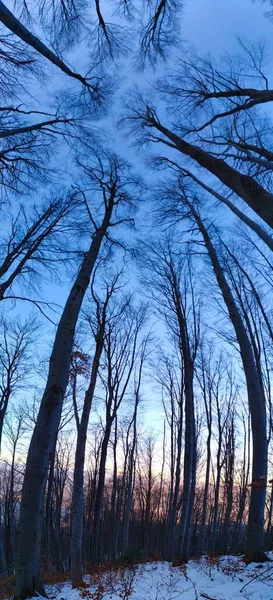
[15,202,114,600]
[0,1,92,89]
[186,200,268,561]
[148,119,273,229]
[71,428,89,586]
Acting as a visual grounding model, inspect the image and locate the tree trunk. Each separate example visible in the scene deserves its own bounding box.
[170,269,196,563]
[44,436,57,572]
[199,428,211,554]
[167,398,183,560]
[0,412,4,455]
[266,484,273,549]
[186,200,268,561]
[9,444,17,573]
[15,201,114,600]
[0,1,92,89]
[196,352,213,556]
[147,118,273,229]
[71,327,105,587]
[91,423,112,564]
[232,415,250,552]
[164,414,175,559]
[179,168,273,253]
[110,418,118,561]
[179,369,196,561]
[155,421,166,554]
[0,504,7,576]
[222,419,235,554]
[143,447,152,557]
[211,399,224,554]
[122,389,141,554]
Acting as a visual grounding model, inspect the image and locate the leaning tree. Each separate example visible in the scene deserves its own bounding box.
[15,151,141,599]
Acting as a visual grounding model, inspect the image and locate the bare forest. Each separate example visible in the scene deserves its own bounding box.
[1,1,273,599]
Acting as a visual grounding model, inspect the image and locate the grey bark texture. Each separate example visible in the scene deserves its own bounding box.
[185,199,268,561]
[15,195,115,600]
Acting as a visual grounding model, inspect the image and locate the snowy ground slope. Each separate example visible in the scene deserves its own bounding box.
[45,556,273,600]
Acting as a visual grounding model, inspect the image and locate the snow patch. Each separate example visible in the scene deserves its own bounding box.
[39,556,273,600]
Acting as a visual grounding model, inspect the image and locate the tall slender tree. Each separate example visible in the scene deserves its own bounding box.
[70,270,123,587]
[177,193,267,561]
[91,300,146,564]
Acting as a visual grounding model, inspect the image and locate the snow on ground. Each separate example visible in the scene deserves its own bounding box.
[45,556,273,600]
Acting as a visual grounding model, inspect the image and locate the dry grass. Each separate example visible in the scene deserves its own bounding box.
[0,574,15,600]
[0,555,170,600]
[0,569,68,600]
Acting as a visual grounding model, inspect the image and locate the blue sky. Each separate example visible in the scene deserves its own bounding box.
[183,0,273,54]
[2,0,273,464]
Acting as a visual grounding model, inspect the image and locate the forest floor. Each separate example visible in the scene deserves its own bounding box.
[43,555,273,600]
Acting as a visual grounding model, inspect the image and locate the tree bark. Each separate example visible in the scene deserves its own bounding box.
[0,504,7,576]
[179,168,273,253]
[71,322,105,587]
[122,346,146,555]
[185,199,268,561]
[197,360,212,555]
[122,406,138,554]
[179,366,196,561]
[144,116,273,229]
[91,422,112,564]
[169,266,197,562]
[15,198,114,600]
[166,392,183,560]
[143,442,153,557]
[0,1,93,90]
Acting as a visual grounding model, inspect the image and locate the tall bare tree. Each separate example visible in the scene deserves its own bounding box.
[176,192,267,561]
[126,41,273,234]
[15,152,139,600]
[0,315,38,453]
[70,270,123,587]
[141,241,200,560]
[91,299,146,564]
